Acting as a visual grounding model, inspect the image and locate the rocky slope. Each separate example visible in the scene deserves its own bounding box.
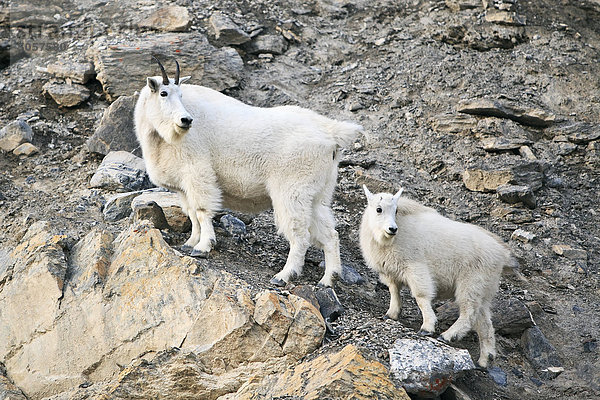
[1,0,599,399]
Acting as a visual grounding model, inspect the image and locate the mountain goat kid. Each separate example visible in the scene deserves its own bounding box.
[134,57,362,287]
[359,186,515,367]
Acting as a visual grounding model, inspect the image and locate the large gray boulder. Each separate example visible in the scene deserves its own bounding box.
[86,95,140,156]
[87,33,244,102]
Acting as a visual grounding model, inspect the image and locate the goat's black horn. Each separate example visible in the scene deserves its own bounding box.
[175,60,180,85]
[152,55,169,85]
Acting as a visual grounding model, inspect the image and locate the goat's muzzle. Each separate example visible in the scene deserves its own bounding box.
[177,116,193,130]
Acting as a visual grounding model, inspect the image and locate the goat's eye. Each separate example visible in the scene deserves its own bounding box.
[160,91,168,97]
[376,207,382,214]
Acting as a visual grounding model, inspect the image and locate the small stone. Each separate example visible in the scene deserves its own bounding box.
[481,137,533,151]
[314,287,344,322]
[488,366,508,386]
[220,214,246,236]
[133,201,169,230]
[131,190,190,232]
[42,81,90,107]
[0,120,33,152]
[103,191,144,222]
[583,339,597,353]
[511,228,536,243]
[463,169,513,192]
[485,10,527,26]
[319,261,365,285]
[209,12,251,45]
[552,244,587,260]
[12,142,38,156]
[497,184,536,209]
[137,6,191,32]
[430,113,478,135]
[46,61,95,84]
[349,102,365,112]
[519,145,537,160]
[445,0,481,11]
[244,34,288,55]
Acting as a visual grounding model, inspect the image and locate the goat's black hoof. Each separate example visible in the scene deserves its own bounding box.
[437,335,451,344]
[270,277,287,287]
[417,329,434,337]
[190,249,210,258]
[181,245,193,253]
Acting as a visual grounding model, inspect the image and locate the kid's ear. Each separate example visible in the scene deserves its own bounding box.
[392,187,404,202]
[363,185,374,203]
[178,76,191,85]
[147,77,160,93]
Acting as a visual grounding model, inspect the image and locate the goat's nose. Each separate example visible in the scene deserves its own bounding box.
[181,117,193,126]
[388,226,398,234]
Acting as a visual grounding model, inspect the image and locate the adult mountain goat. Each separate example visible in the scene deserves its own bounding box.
[134,57,362,287]
[359,186,516,367]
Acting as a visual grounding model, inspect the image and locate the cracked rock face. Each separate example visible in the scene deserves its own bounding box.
[0,221,325,399]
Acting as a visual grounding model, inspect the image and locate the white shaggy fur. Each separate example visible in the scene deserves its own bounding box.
[359,186,514,367]
[134,66,362,287]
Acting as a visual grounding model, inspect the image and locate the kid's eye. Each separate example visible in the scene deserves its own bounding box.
[160,91,168,97]
[376,207,382,214]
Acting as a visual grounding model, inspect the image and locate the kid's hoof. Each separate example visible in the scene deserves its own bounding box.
[437,335,451,344]
[270,276,287,287]
[181,245,193,253]
[417,329,434,337]
[190,249,210,258]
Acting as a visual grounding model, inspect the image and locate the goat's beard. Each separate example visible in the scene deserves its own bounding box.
[155,121,187,144]
[370,225,396,247]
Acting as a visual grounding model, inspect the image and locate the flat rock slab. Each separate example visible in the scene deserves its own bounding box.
[42,81,90,107]
[137,6,191,32]
[85,94,140,156]
[457,99,555,127]
[389,337,475,397]
[46,61,96,84]
[87,33,244,102]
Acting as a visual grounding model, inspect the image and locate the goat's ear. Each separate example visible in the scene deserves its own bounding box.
[147,77,160,93]
[392,187,404,203]
[178,76,191,85]
[363,185,374,203]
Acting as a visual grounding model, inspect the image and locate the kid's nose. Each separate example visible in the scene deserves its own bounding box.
[181,117,193,127]
[388,226,398,234]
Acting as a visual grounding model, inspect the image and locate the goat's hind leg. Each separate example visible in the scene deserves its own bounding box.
[439,298,477,344]
[473,304,496,368]
[309,204,342,287]
[269,191,312,287]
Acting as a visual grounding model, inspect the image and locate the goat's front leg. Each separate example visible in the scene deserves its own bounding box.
[405,264,437,336]
[190,209,216,257]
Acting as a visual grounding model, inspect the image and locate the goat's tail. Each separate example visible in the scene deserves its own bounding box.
[326,120,364,148]
[503,256,528,283]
